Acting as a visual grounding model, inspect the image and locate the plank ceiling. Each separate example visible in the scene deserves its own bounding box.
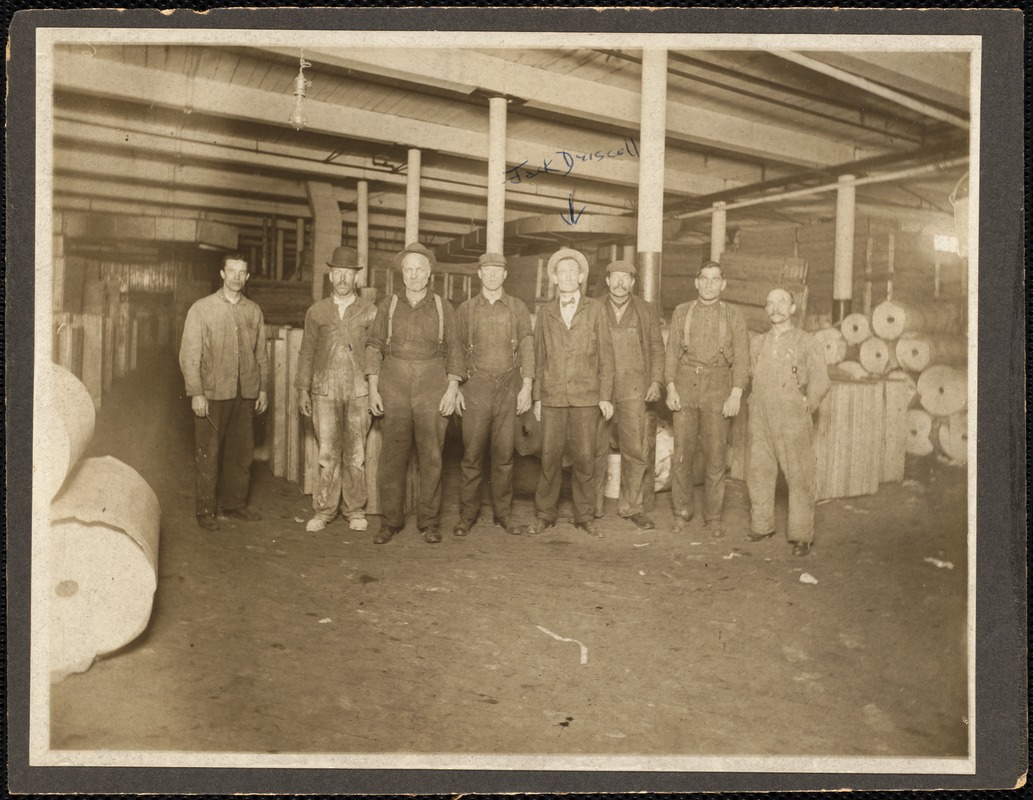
[50,42,971,262]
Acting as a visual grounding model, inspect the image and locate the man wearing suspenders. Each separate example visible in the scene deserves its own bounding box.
[746,288,830,556]
[452,252,535,536]
[366,243,464,544]
[528,248,615,538]
[665,261,751,538]
[593,260,666,530]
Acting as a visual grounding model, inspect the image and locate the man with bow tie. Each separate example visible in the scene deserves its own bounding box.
[593,260,666,531]
[528,248,615,538]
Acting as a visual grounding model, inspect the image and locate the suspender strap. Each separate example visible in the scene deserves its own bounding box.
[682,300,729,364]
[467,298,520,364]
[386,292,444,352]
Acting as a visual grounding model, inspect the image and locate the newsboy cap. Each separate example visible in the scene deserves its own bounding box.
[394,242,438,270]
[546,248,590,281]
[326,246,361,270]
[478,252,508,269]
[605,260,637,277]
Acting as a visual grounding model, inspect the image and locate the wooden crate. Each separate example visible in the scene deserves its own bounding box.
[814,378,883,499]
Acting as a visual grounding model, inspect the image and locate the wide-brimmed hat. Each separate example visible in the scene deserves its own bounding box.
[326,246,361,270]
[478,252,508,269]
[394,242,438,270]
[605,259,636,277]
[547,248,589,281]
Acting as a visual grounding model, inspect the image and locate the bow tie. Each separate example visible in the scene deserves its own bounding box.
[561,297,578,307]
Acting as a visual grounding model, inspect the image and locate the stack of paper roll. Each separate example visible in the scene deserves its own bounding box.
[840,312,873,346]
[895,332,967,372]
[936,411,968,464]
[871,300,962,340]
[859,336,898,375]
[50,456,160,681]
[905,408,935,456]
[916,364,967,417]
[814,327,852,365]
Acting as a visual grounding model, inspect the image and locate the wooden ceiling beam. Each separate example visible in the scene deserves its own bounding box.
[52,50,731,195]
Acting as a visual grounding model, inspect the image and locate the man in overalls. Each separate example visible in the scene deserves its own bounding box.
[295,246,377,533]
[665,261,751,538]
[593,260,665,530]
[452,252,535,536]
[746,288,830,556]
[366,243,465,544]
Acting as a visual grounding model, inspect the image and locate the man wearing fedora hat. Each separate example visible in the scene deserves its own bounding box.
[295,246,378,534]
[452,252,535,537]
[594,260,666,531]
[365,242,465,544]
[528,248,614,539]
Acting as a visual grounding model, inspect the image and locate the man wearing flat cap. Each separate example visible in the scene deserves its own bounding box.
[452,252,535,537]
[665,260,751,539]
[594,260,666,531]
[295,246,378,534]
[365,242,465,544]
[528,248,615,539]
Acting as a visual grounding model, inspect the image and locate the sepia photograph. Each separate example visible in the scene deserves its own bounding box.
[6,7,1025,795]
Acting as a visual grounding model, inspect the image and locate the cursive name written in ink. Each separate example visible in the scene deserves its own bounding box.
[505,138,639,185]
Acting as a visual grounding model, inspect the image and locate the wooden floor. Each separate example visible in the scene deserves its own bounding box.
[49,348,969,760]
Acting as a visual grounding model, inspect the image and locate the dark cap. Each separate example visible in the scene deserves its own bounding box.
[326,246,360,270]
[605,260,636,276]
[394,242,438,270]
[478,252,507,269]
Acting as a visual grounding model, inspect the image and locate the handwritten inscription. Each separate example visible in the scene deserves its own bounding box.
[560,194,586,226]
[505,138,640,185]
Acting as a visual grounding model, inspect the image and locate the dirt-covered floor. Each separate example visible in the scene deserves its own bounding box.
[50,349,969,759]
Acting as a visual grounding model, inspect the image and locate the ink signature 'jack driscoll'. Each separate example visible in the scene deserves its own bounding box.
[504,138,640,185]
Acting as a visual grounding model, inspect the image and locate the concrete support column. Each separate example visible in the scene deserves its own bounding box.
[710,201,727,264]
[405,148,421,245]
[486,97,508,254]
[833,174,856,323]
[635,48,667,303]
[306,180,343,301]
[357,180,369,288]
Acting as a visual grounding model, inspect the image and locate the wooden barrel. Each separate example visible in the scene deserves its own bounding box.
[937,411,968,464]
[917,365,967,417]
[871,300,963,340]
[840,313,872,346]
[49,455,160,681]
[859,337,897,375]
[40,364,96,502]
[894,332,968,372]
[905,408,935,456]
[814,327,848,365]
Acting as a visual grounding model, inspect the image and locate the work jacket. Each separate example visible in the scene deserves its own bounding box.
[179,290,268,400]
[533,294,614,407]
[606,294,665,391]
[294,296,377,398]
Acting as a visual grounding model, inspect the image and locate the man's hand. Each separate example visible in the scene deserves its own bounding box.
[439,381,461,417]
[298,389,312,417]
[645,381,662,403]
[599,400,614,421]
[191,395,209,418]
[454,388,466,417]
[665,383,681,412]
[722,389,742,419]
[369,388,384,417]
[516,384,533,416]
[533,400,542,422]
[255,391,268,415]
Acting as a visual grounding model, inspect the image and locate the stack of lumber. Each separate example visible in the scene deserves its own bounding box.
[715,252,809,333]
[809,298,967,465]
[53,310,131,410]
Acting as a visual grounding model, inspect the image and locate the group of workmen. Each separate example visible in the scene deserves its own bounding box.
[179,243,829,556]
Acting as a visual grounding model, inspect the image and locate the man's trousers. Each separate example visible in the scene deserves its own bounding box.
[459,368,518,523]
[378,356,449,530]
[536,405,598,525]
[193,392,254,518]
[670,365,731,523]
[311,394,371,523]
[594,398,648,517]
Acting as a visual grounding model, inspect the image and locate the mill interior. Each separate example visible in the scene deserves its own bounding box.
[44,41,970,760]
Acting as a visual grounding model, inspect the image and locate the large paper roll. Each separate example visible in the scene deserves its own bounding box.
[39,363,96,502]
[859,336,898,376]
[937,411,968,464]
[894,332,968,372]
[905,408,935,456]
[840,313,872,346]
[917,364,967,417]
[49,456,160,682]
[814,327,848,365]
[871,300,962,341]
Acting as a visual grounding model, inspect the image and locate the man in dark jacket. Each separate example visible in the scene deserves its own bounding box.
[366,243,465,544]
[295,246,378,534]
[594,260,665,530]
[179,254,268,531]
[528,248,614,538]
